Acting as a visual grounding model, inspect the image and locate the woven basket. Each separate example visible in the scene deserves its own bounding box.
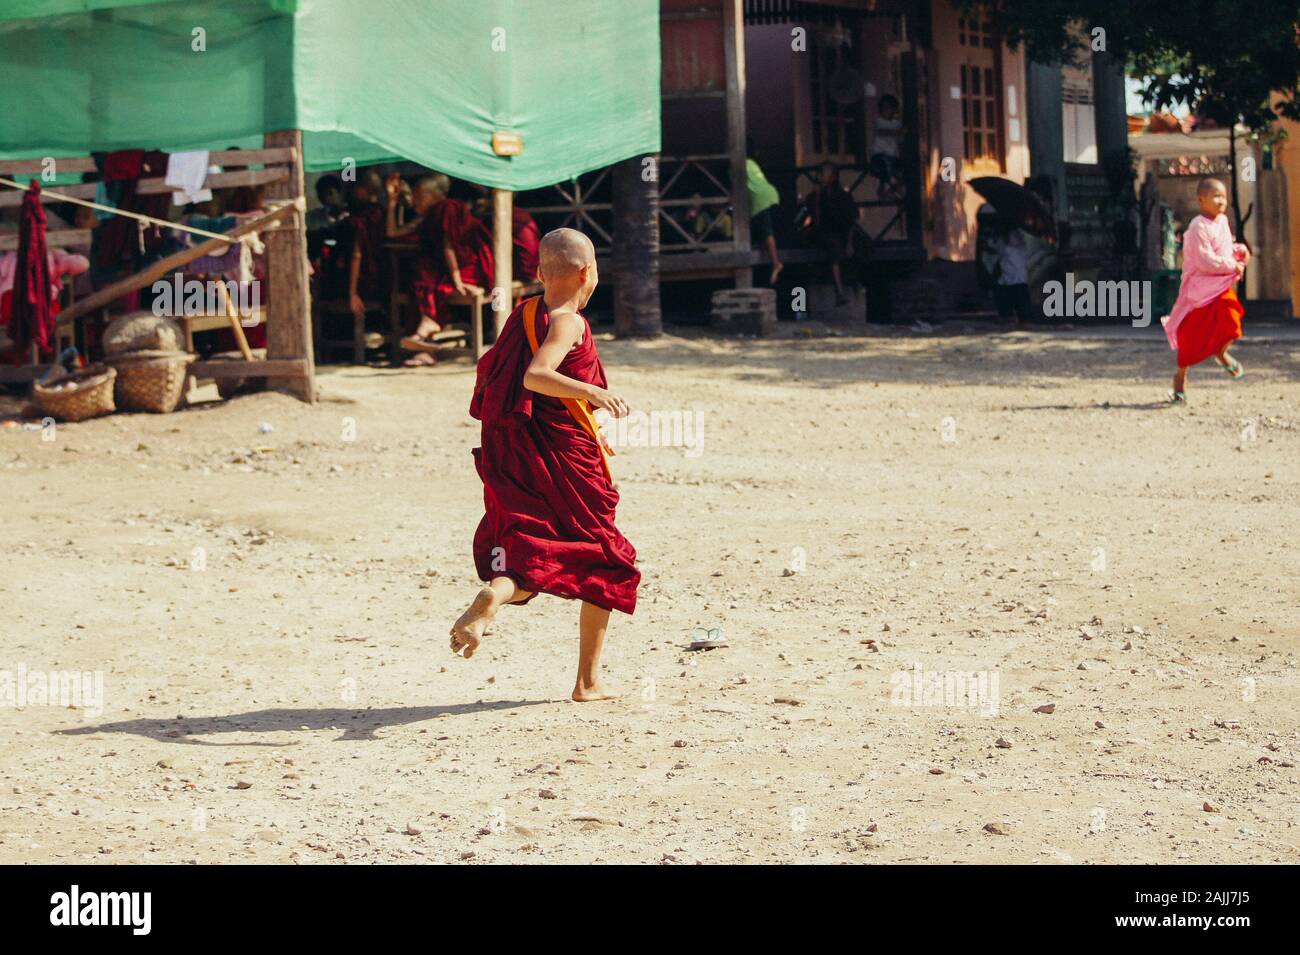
[104,350,195,413]
[33,364,116,422]
[103,311,184,355]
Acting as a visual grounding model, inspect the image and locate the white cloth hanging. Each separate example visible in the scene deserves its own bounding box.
[166,150,212,205]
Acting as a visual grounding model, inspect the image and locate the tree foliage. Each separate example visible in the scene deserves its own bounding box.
[954,1,1300,135]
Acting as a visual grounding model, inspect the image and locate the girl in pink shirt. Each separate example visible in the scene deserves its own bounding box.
[1161,178,1248,402]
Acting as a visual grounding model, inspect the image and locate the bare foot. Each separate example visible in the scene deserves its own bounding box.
[413,317,443,338]
[571,681,621,702]
[769,262,784,286]
[450,586,497,658]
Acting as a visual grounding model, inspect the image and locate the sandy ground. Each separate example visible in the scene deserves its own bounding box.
[2,324,1298,865]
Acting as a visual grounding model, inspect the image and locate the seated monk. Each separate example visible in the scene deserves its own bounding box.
[386,172,493,366]
[513,206,540,284]
[343,174,387,325]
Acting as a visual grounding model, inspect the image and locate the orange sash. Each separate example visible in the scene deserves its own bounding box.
[522,296,614,482]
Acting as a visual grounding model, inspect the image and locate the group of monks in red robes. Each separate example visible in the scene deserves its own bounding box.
[306,169,541,367]
[374,172,541,366]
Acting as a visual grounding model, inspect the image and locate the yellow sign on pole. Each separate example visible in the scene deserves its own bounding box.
[492,132,524,156]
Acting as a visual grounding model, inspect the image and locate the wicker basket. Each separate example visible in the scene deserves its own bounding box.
[104,350,195,413]
[33,364,116,422]
[103,311,184,355]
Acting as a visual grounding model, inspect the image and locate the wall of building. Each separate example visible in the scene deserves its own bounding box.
[1025,60,1066,220]
[744,23,799,172]
[924,0,1030,263]
[1272,113,1300,318]
[1254,168,1290,304]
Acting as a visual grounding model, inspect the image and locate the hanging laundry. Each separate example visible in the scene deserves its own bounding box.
[9,181,54,356]
[166,150,212,205]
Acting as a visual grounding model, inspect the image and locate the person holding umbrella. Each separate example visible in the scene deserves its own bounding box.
[971,177,1056,326]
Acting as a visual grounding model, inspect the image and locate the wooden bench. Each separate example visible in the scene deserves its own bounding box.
[312,296,383,364]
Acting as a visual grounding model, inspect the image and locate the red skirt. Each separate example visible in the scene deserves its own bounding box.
[1176,287,1243,368]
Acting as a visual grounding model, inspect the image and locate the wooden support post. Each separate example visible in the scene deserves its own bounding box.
[612,155,663,338]
[723,0,752,290]
[492,188,513,340]
[213,281,255,361]
[262,130,315,402]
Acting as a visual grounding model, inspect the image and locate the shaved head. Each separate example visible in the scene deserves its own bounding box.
[416,173,450,199]
[1197,177,1226,196]
[539,228,596,278]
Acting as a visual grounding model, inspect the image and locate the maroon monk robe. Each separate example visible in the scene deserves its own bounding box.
[512,207,540,282]
[11,181,54,357]
[338,200,386,301]
[413,198,493,324]
[470,296,640,615]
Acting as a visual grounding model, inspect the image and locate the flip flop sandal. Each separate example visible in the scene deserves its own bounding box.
[1222,357,1244,378]
[400,335,439,353]
[687,627,727,651]
[1168,389,1187,403]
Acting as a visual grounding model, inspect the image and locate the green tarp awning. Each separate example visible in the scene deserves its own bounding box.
[0,0,660,190]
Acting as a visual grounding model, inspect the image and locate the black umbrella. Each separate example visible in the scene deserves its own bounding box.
[969,176,1054,237]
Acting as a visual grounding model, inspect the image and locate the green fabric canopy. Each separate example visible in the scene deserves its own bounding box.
[0,0,660,190]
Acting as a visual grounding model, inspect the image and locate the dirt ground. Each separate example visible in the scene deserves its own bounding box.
[2,324,1298,864]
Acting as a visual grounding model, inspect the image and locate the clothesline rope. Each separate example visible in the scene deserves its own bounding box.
[0,176,302,243]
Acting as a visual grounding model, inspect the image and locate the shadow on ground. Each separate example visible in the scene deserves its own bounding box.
[56,701,552,744]
[599,329,1300,391]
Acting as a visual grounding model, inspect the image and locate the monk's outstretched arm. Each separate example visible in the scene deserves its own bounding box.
[384,174,420,238]
[524,311,630,417]
[385,205,420,238]
[348,242,365,316]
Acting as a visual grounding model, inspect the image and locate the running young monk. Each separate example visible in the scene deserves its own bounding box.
[451,228,640,701]
[1161,177,1250,402]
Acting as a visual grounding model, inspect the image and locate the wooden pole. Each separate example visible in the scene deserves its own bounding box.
[723,0,752,290]
[214,280,255,361]
[492,188,513,337]
[262,130,315,402]
[612,155,663,337]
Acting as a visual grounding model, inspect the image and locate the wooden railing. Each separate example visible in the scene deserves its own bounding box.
[657,154,737,253]
[792,162,910,244]
[518,154,741,258]
[517,166,615,255]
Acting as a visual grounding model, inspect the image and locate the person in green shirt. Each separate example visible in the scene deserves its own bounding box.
[746,140,783,286]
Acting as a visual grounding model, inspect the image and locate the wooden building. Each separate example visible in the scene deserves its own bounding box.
[522,0,1132,319]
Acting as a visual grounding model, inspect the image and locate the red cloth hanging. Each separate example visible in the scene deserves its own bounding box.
[11,180,54,357]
